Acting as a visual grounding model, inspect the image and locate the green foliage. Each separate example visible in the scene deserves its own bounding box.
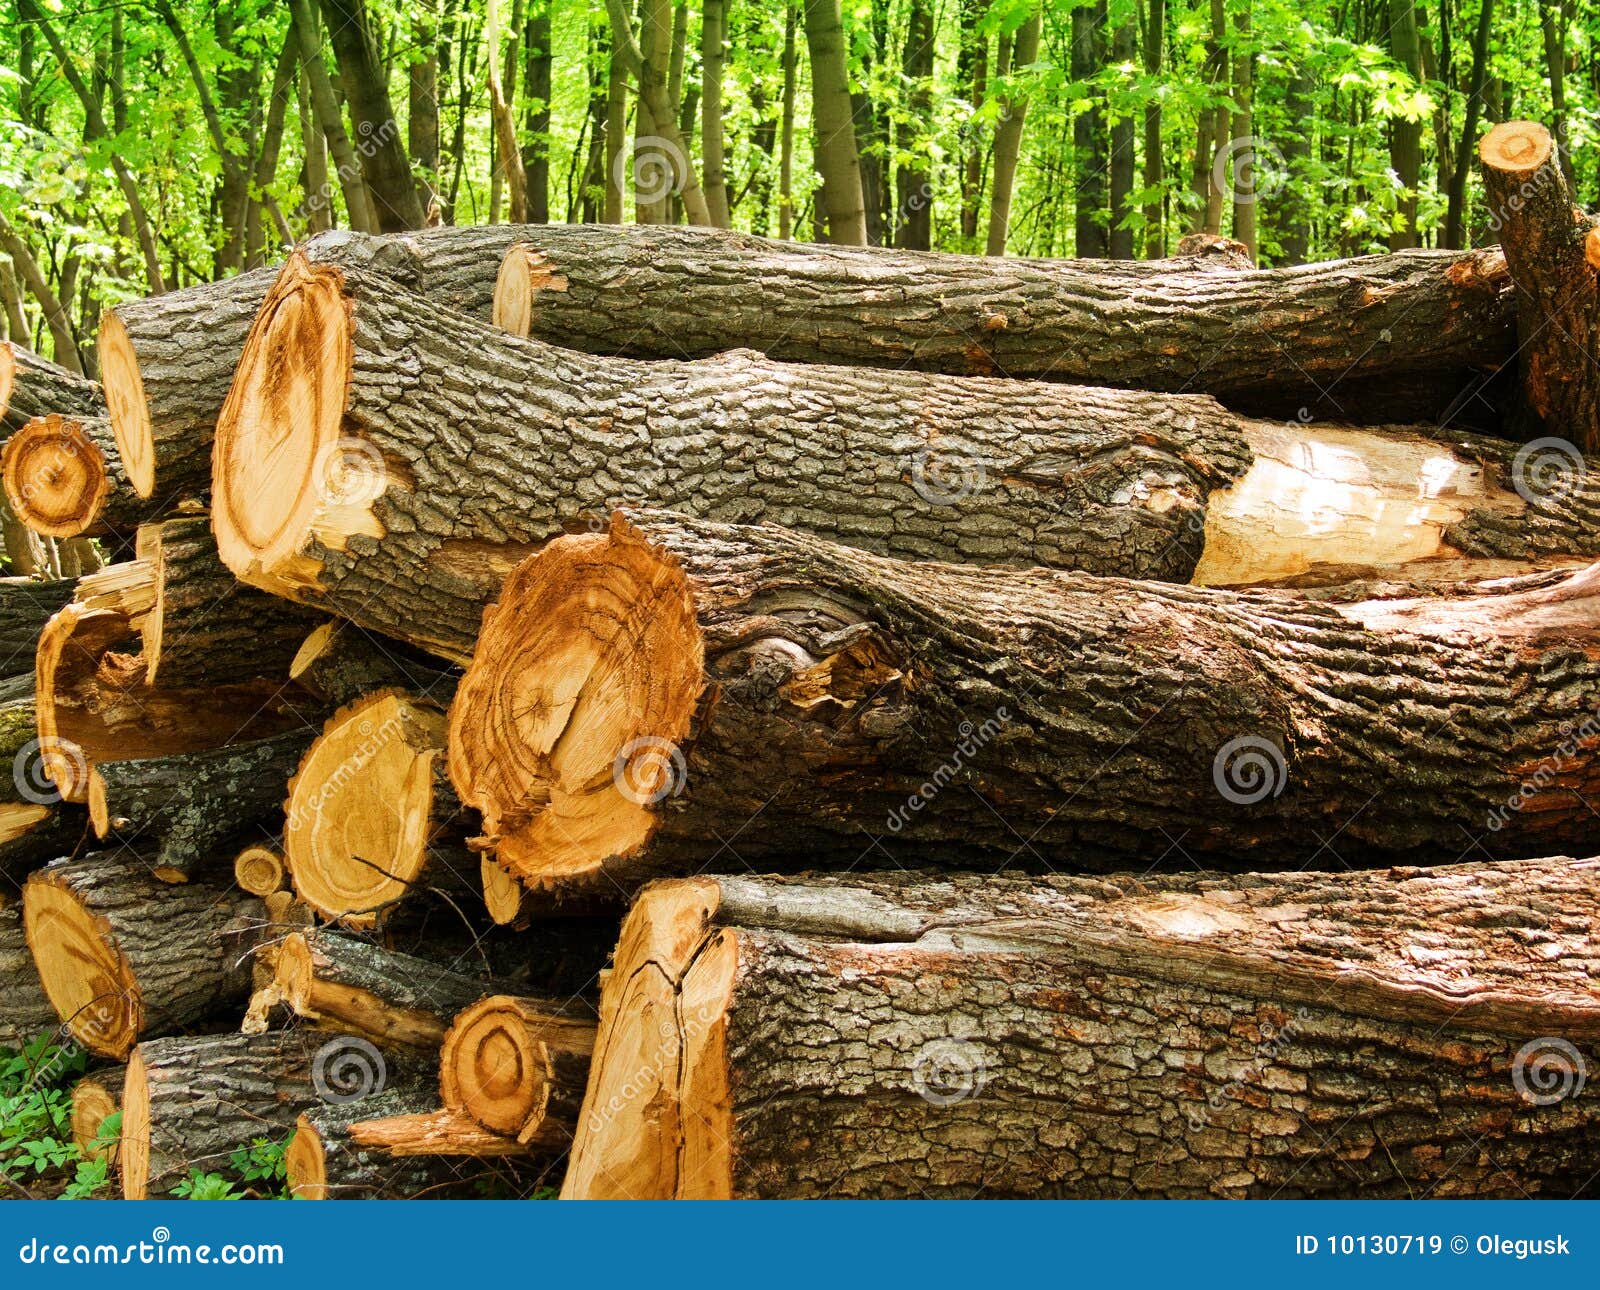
[167,1136,289,1200]
[0,1033,105,1199]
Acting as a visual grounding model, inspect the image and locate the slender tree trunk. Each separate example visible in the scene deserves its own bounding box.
[1202,0,1228,235]
[317,0,425,230]
[701,0,732,227]
[1109,17,1136,258]
[778,0,798,239]
[1540,0,1575,189]
[524,2,553,223]
[296,61,333,233]
[410,0,442,220]
[985,15,1041,256]
[486,0,529,224]
[1445,0,1494,248]
[247,25,299,266]
[1072,3,1108,256]
[896,0,935,250]
[1142,0,1165,257]
[580,27,610,221]
[0,213,80,372]
[605,0,710,224]
[292,0,377,233]
[1388,0,1423,249]
[1230,2,1255,259]
[802,0,868,244]
[604,38,628,223]
[958,0,989,245]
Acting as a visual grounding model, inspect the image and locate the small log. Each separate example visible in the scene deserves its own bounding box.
[86,731,314,883]
[0,341,103,434]
[564,863,1600,1199]
[70,1067,125,1166]
[233,840,286,897]
[1478,121,1600,452]
[289,621,457,708]
[347,1107,532,1159]
[98,227,512,507]
[122,1030,415,1199]
[487,224,1513,424]
[481,856,530,927]
[284,690,476,926]
[449,510,1600,893]
[439,995,595,1146]
[0,899,60,1050]
[212,257,1600,661]
[22,852,260,1058]
[0,414,151,540]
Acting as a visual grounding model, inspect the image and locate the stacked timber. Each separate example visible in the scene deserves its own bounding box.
[0,123,1596,1201]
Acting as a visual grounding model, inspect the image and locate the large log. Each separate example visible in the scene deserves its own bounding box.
[212,257,1597,662]
[439,995,596,1146]
[284,690,477,926]
[0,341,103,434]
[564,863,1600,1199]
[0,899,60,1050]
[122,1030,416,1199]
[1478,121,1600,453]
[86,731,314,883]
[448,510,1600,894]
[22,852,260,1058]
[97,227,516,507]
[0,414,150,541]
[488,225,1514,425]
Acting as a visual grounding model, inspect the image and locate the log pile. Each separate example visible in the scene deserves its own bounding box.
[1,123,1597,1200]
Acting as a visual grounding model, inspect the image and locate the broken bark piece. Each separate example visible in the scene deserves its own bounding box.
[564,863,1600,1198]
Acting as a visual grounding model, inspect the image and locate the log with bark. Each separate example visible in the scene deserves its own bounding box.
[0,575,75,671]
[212,257,1599,662]
[97,226,518,508]
[22,852,260,1058]
[86,731,314,883]
[0,341,103,434]
[0,414,151,541]
[233,840,287,897]
[488,224,1514,425]
[289,621,457,709]
[448,510,1600,894]
[0,899,60,1050]
[0,687,89,895]
[439,995,596,1146]
[346,1107,536,1160]
[284,690,477,925]
[70,1067,124,1166]
[122,1030,417,1199]
[564,863,1600,1199]
[1478,121,1600,453]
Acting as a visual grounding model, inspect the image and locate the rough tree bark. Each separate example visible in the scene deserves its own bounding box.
[564,863,1600,1198]
[0,901,58,1051]
[447,510,1600,896]
[0,341,102,433]
[802,0,868,244]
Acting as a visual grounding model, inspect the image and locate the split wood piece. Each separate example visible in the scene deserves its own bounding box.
[284,690,477,926]
[22,852,260,1058]
[450,509,1600,892]
[239,888,315,1035]
[288,1085,513,1199]
[0,576,75,671]
[0,415,151,540]
[135,517,323,688]
[564,863,1600,1199]
[70,1067,124,1165]
[33,588,312,804]
[87,731,314,883]
[234,840,286,897]
[1479,121,1600,453]
[347,1107,533,1160]
[122,1030,419,1199]
[487,224,1515,424]
[267,928,582,1051]
[482,856,530,927]
[98,226,513,507]
[289,621,457,709]
[439,995,596,1145]
[0,900,61,1050]
[0,341,103,434]
[213,260,1585,661]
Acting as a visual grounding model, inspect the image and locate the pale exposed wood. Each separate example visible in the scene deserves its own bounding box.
[439,995,596,1143]
[234,842,286,897]
[481,856,529,927]
[0,415,140,540]
[347,1107,533,1159]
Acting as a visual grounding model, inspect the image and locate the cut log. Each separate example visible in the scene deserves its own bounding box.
[439,995,596,1145]
[1478,121,1600,453]
[564,863,1600,1199]
[284,690,477,926]
[70,1067,124,1166]
[289,621,457,708]
[122,1030,417,1199]
[134,517,323,688]
[213,258,1593,661]
[0,576,75,671]
[0,414,150,541]
[98,227,513,507]
[347,1107,534,1159]
[23,852,260,1058]
[288,1085,513,1199]
[449,510,1600,892]
[482,856,531,927]
[267,928,576,1051]
[86,731,314,883]
[487,225,1514,425]
[0,899,59,1050]
[233,840,286,897]
[0,341,103,434]
[0,688,89,896]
